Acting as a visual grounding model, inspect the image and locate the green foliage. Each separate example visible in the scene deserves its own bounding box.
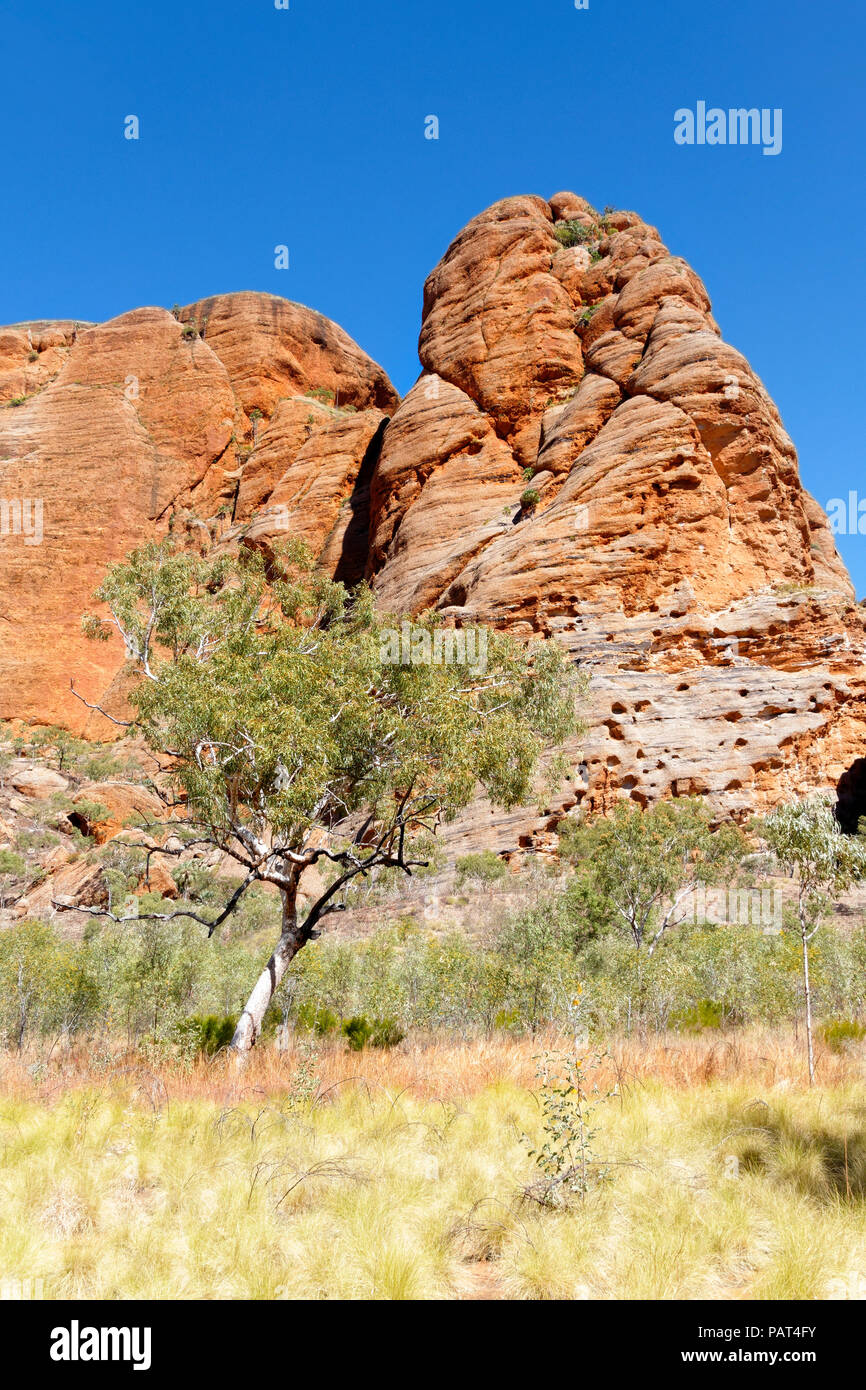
[4,888,866,1049]
[81,534,582,1014]
[522,1048,615,1206]
[520,489,540,510]
[174,1013,238,1057]
[553,220,596,248]
[564,798,747,952]
[0,849,26,877]
[0,920,91,1047]
[170,862,221,904]
[669,998,724,1033]
[762,798,866,1080]
[819,1018,866,1053]
[294,1004,341,1036]
[455,850,508,888]
[341,1014,405,1051]
[23,727,141,782]
[762,797,866,936]
[14,827,60,854]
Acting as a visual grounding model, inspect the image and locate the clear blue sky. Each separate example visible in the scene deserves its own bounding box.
[4,0,865,589]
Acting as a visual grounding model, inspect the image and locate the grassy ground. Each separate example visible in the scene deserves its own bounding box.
[0,1030,864,1300]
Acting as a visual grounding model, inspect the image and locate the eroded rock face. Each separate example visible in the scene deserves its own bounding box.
[2,199,864,836]
[0,293,398,731]
[369,193,866,832]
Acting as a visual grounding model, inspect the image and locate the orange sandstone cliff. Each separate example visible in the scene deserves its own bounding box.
[2,195,865,840]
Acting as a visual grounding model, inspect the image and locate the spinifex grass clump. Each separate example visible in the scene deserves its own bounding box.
[1,1061,863,1300]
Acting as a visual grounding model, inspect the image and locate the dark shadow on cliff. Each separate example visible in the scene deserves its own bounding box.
[836,758,866,834]
[333,416,389,588]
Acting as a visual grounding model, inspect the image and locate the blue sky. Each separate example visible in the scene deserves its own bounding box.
[4,0,865,589]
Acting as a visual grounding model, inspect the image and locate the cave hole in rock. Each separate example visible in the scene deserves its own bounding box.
[836,758,866,834]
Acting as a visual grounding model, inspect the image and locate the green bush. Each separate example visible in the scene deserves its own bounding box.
[342,1015,405,1051]
[670,999,725,1033]
[520,489,540,511]
[553,220,596,248]
[455,850,508,887]
[0,920,91,1047]
[175,1013,238,1056]
[295,1003,341,1036]
[0,849,26,877]
[820,1018,866,1053]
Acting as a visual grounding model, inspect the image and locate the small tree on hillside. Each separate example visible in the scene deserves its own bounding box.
[762,797,866,1085]
[565,797,746,954]
[65,538,582,1056]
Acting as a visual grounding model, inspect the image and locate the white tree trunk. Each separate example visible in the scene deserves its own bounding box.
[232,884,301,1057]
[801,927,815,1086]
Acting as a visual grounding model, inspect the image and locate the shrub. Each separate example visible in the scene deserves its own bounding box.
[0,849,26,877]
[175,1013,238,1056]
[455,850,508,887]
[295,1003,341,1036]
[520,489,540,511]
[820,1018,866,1053]
[342,1015,374,1051]
[14,828,60,853]
[553,220,596,248]
[370,1017,406,1048]
[670,999,725,1033]
[0,920,90,1047]
[342,1014,405,1051]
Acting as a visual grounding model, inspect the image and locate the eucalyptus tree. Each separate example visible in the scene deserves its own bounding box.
[69,538,582,1055]
[570,797,746,955]
[762,797,866,1084]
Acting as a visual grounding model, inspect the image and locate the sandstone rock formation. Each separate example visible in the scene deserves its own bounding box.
[365,193,866,834]
[0,294,397,731]
[2,198,865,843]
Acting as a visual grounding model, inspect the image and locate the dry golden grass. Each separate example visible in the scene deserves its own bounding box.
[0,1026,859,1106]
[0,1030,863,1301]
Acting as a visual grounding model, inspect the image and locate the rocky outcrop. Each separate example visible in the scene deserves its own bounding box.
[368,194,866,829]
[0,294,398,732]
[2,197,864,836]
